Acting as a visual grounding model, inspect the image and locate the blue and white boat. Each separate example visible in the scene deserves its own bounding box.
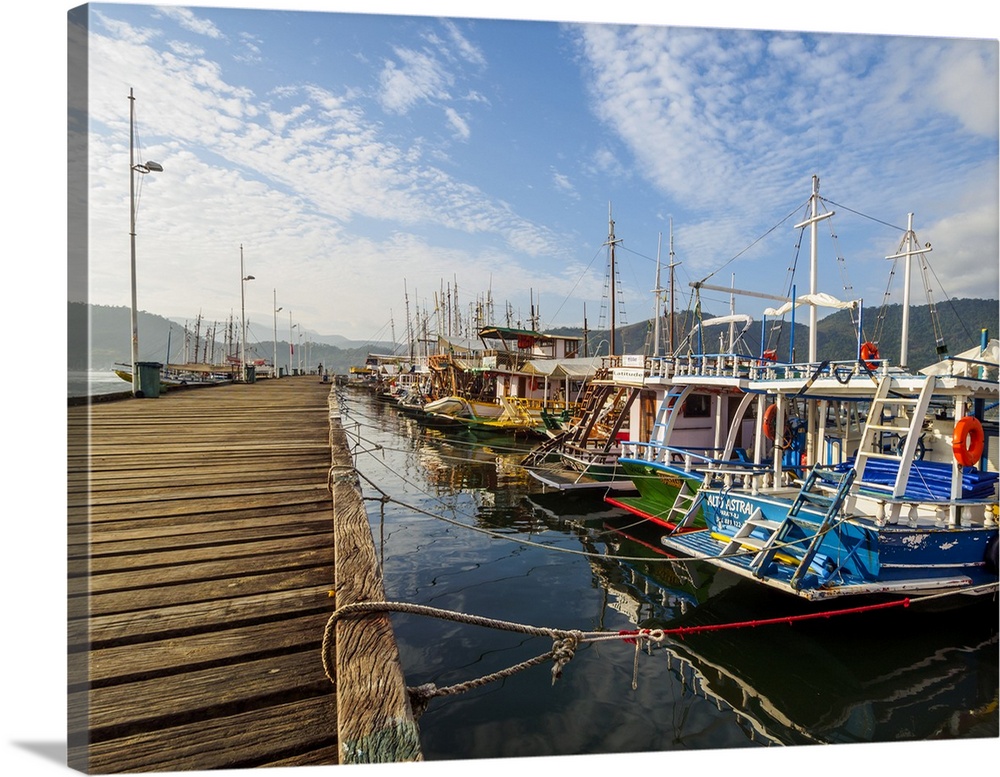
[613,177,999,602]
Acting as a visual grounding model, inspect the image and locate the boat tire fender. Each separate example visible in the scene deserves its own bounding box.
[952,416,984,467]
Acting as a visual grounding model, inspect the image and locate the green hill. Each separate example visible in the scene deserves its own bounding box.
[549,298,997,370]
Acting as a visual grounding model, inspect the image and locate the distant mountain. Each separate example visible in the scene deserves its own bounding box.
[70,298,997,374]
[549,298,998,370]
[68,302,396,374]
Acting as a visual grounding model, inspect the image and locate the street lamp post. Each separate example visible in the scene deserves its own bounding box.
[273,289,282,379]
[240,244,255,382]
[128,87,164,396]
[289,312,296,375]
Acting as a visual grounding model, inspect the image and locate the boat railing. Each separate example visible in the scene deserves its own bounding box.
[621,441,773,489]
[667,352,759,380]
[748,357,888,382]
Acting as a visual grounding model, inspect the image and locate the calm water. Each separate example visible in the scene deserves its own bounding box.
[68,370,131,398]
[344,389,998,762]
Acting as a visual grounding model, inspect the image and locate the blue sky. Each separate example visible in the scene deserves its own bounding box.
[67,1,998,353]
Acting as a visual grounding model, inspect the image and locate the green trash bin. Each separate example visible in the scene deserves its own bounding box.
[135,361,163,398]
[244,364,257,383]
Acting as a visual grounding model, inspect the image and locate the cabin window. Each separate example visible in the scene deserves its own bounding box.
[683,394,711,418]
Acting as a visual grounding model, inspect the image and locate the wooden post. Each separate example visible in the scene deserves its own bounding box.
[328,391,422,763]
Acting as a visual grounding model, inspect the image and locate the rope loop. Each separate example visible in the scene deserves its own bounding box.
[550,632,581,684]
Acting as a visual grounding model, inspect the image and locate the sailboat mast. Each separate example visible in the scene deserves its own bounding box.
[652,232,663,358]
[606,204,619,358]
[668,221,678,356]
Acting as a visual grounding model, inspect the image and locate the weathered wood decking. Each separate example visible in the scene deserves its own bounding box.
[67,376,419,772]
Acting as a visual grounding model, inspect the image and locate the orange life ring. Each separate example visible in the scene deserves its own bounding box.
[761,349,778,363]
[762,404,779,441]
[952,416,984,467]
[860,341,880,371]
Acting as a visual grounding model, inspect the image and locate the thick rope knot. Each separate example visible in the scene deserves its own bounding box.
[407,682,438,720]
[550,632,580,684]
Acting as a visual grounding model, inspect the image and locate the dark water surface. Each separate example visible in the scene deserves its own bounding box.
[338,387,998,765]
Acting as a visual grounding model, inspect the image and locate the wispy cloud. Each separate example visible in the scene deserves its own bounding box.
[155,5,224,40]
[378,46,454,113]
[575,24,999,285]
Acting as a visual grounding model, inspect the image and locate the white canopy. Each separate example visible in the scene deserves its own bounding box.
[763,293,858,317]
[522,357,602,379]
[686,314,754,338]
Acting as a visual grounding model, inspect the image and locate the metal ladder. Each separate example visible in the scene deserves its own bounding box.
[649,385,693,463]
[665,481,704,531]
[721,467,856,589]
[853,376,935,498]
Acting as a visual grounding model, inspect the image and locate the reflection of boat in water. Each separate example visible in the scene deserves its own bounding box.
[598,518,999,745]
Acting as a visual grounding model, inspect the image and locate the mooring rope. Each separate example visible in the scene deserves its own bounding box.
[320,589,996,716]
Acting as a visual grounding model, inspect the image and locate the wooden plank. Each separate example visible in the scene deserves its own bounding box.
[80,661,328,735]
[329,395,422,764]
[75,586,333,647]
[79,696,338,773]
[68,514,331,556]
[80,532,333,574]
[73,566,332,618]
[84,613,331,686]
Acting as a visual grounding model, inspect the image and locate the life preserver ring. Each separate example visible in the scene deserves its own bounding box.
[860,341,880,371]
[952,416,984,467]
[762,404,779,441]
[761,349,778,363]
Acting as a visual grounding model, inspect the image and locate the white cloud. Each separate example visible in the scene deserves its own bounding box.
[378,47,453,113]
[155,6,225,40]
[444,106,471,139]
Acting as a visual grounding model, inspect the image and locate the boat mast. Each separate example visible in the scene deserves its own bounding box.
[793,174,833,362]
[605,204,621,357]
[652,232,663,358]
[668,221,679,356]
[885,212,931,370]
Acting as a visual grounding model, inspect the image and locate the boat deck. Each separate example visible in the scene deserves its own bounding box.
[67,376,419,771]
[524,461,635,491]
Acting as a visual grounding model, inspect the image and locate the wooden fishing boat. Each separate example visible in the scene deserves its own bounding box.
[610,176,999,602]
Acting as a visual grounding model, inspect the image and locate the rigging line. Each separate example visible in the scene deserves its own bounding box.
[918,254,977,346]
[697,200,806,285]
[542,242,606,329]
[346,456,713,566]
[820,198,906,232]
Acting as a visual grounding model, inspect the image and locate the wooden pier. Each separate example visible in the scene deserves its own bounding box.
[67,376,420,772]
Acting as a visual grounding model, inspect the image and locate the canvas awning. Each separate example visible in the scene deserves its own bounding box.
[522,357,602,379]
[763,293,858,317]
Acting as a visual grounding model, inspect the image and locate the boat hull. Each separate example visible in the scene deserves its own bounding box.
[609,458,704,528]
[670,485,999,600]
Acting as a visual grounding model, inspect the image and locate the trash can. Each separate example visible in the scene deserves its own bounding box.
[135,361,163,398]
[244,364,257,383]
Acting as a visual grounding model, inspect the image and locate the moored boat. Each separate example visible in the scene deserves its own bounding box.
[610,176,999,602]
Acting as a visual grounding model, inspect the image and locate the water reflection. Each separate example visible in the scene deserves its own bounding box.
[340,389,999,760]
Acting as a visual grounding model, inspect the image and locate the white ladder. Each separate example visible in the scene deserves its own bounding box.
[853,376,935,498]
